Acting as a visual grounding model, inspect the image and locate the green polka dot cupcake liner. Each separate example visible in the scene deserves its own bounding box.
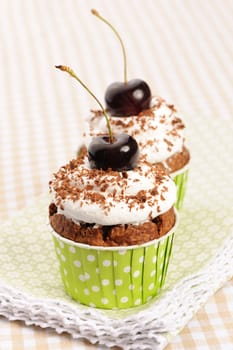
[51,212,178,309]
[171,163,189,210]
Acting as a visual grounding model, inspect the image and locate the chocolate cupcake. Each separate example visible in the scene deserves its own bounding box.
[49,155,178,309]
[84,96,190,209]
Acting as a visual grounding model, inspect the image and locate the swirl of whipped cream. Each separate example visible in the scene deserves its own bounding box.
[85,96,186,164]
[49,156,176,226]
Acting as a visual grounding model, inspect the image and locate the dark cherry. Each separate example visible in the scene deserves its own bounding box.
[105,79,151,116]
[88,133,139,171]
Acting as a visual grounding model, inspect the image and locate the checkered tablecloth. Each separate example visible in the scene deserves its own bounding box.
[0,0,232,349]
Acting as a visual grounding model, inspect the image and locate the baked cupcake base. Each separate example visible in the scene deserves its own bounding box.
[49,204,175,246]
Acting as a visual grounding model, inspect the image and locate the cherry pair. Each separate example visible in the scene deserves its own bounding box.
[56,9,152,171]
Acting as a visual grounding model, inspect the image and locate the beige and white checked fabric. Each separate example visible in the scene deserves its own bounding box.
[0,0,233,349]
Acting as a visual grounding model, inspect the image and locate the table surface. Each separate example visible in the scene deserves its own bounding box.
[0,1,233,349]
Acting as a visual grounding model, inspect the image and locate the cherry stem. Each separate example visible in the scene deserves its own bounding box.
[91,9,128,84]
[55,65,114,143]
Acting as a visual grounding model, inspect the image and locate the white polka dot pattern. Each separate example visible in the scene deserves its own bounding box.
[52,229,175,309]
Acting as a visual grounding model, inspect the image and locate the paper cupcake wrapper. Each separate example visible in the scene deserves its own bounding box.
[171,165,189,210]
[52,214,178,310]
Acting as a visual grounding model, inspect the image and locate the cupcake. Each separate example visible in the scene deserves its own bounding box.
[49,154,178,309]
[83,96,190,210]
[80,9,190,210]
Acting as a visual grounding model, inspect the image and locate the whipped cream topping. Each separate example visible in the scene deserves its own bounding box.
[85,96,186,165]
[49,156,176,226]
